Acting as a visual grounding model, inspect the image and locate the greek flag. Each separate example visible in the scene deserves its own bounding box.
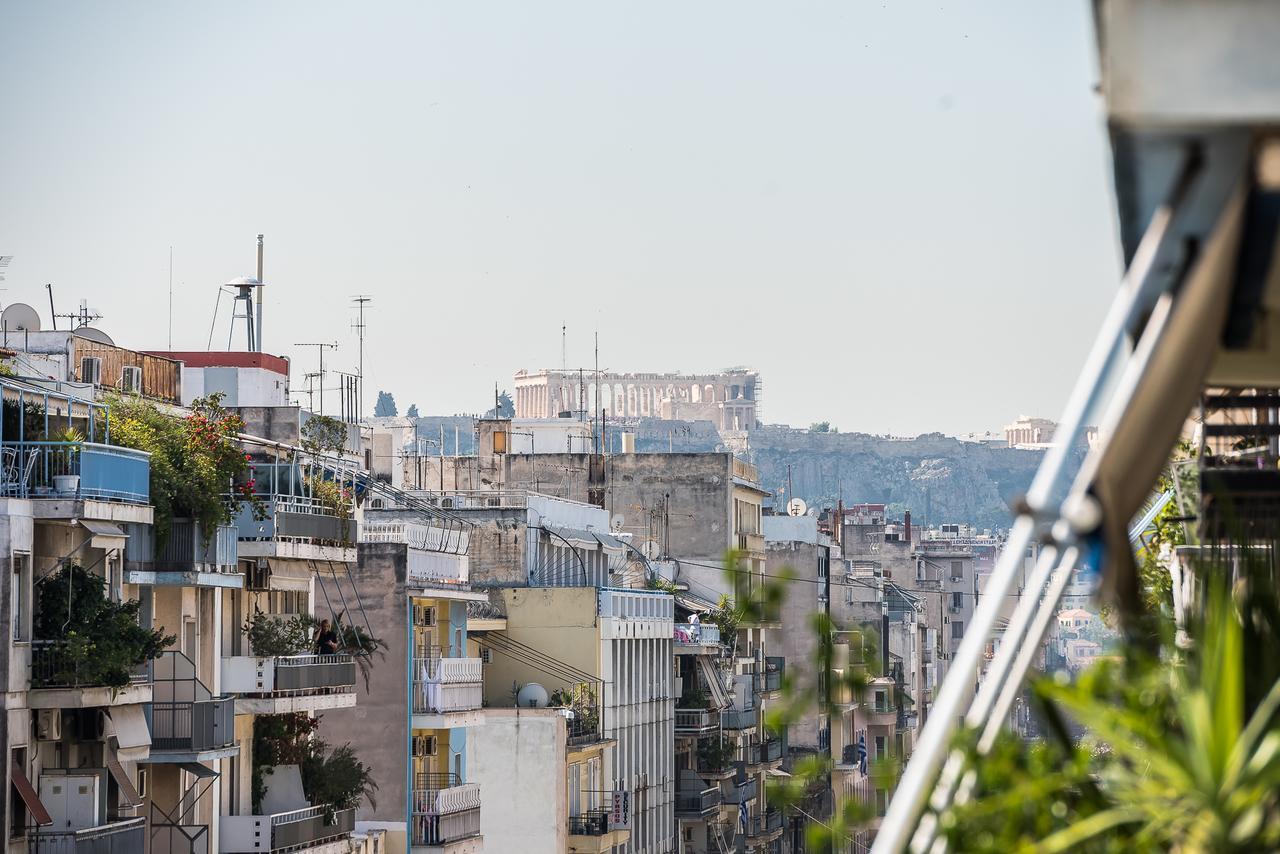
[857,731,868,776]
[739,798,749,834]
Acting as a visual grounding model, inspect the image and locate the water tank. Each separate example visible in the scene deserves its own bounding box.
[517,683,549,708]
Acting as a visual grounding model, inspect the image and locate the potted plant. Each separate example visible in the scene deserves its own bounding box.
[52,427,84,496]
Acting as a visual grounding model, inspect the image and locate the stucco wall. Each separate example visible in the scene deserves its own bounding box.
[468,709,566,853]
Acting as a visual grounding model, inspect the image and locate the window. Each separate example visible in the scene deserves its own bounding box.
[951,620,964,639]
[875,788,888,817]
[874,734,886,760]
[951,591,963,610]
[818,553,828,580]
[950,560,964,578]
[11,554,30,642]
[567,763,581,818]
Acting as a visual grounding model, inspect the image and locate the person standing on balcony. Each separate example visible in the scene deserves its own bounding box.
[688,611,701,642]
[314,619,339,656]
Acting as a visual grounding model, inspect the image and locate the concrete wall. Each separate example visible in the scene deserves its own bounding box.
[468,709,566,854]
[765,534,825,748]
[320,542,410,825]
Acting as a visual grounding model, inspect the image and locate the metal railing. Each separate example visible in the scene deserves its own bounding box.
[747,809,784,839]
[125,520,238,573]
[675,708,719,733]
[675,786,722,815]
[724,776,759,804]
[2,442,150,503]
[149,696,235,751]
[269,806,355,850]
[360,520,472,557]
[411,783,481,846]
[721,707,757,730]
[231,496,356,545]
[674,624,721,645]
[568,810,611,836]
[30,640,150,689]
[274,654,356,692]
[28,817,146,854]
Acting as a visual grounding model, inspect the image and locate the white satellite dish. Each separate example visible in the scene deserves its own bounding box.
[1,303,41,332]
[641,540,661,560]
[787,497,808,517]
[73,326,114,345]
[516,683,549,708]
[610,513,626,532]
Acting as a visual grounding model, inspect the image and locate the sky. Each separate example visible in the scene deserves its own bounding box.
[0,2,1121,436]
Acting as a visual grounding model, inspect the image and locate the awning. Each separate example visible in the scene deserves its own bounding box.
[675,593,717,614]
[11,767,52,826]
[766,768,792,778]
[695,655,730,709]
[265,558,314,592]
[77,519,127,551]
[591,531,628,552]
[106,705,151,763]
[178,762,219,780]
[105,750,143,807]
[543,526,599,550]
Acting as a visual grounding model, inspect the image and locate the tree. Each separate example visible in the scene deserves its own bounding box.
[406,404,419,418]
[374,391,397,417]
[484,391,514,419]
[809,421,832,433]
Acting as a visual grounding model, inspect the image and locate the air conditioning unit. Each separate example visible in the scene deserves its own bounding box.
[120,365,142,394]
[412,734,438,757]
[370,498,385,510]
[80,357,102,385]
[77,709,106,741]
[414,605,437,627]
[440,497,455,509]
[479,648,493,665]
[950,576,963,583]
[36,709,62,741]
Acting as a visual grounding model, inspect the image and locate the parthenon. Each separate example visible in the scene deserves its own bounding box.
[513,367,760,431]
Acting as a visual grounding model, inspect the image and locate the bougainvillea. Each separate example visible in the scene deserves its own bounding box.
[108,392,263,546]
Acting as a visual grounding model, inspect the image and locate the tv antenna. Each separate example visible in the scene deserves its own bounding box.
[54,299,102,330]
[295,342,338,415]
[352,296,371,422]
[0,256,12,282]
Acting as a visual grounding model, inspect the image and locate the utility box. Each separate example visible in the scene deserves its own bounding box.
[40,773,99,830]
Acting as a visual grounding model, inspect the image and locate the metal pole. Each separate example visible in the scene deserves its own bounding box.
[255,234,264,353]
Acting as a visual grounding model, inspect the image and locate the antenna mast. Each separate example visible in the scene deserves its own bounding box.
[255,234,264,353]
[168,247,174,349]
[352,296,371,422]
[295,342,338,414]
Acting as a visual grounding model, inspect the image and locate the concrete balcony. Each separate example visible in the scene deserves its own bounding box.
[28,816,146,854]
[741,738,783,770]
[568,809,631,852]
[864,700,897,727]
[8,441,153,524]
[675,708,719,736]
[723,776,758,805]
[233,496,356,562]
[412,782,482,853]
[360,519,471,557]
[412,656,484,729]
[735,532,766,555]
[745,808,785,846]
[673,623,721,653]
[27,640,151,709]
[675,786,722,819]
[721,707,757,731]
[222,654,356,715]
[125,519,241,588]
[220,805,355,853]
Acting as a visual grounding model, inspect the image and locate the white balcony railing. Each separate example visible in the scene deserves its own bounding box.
[413,655,483,714]
[412,783,481,846]
[598,588,674,620]
[361,520,471,556]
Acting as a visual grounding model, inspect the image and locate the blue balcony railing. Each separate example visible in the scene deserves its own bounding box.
[1,442,149,503]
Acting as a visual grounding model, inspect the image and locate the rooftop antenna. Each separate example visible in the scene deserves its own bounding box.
[0,256,12,283]
[295,342,338,414]
[46,283,56,330]
[168,246,173,349]
[560,322,567,416]
[255,234,264,353]
[54,299,102,330]
[352,295,371,422]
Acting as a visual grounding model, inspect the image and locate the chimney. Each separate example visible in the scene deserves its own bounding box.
[904,510,912,544]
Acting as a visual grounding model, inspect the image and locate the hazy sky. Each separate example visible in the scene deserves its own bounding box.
[1,2,1121,435]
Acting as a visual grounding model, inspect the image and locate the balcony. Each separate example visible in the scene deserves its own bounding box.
[412,781,481,850]
[675,786,722,818]
[29,817,146,854]
[721,707,757,731]
[757,657,783,694]
[232,496,356,561]
[566,794,630,853]
[222,654,356,715]
[412,654,484,728]
[745,809,785,844]
[675,708,719,736]
[220,805,355,853]
[742,738,783,769]
[125,519,240,588]
[724,776,759,805]
[360,519,471,557]
[149,651,236,761]
[5,441,151,521]
[735,532,766,555]
[28,640,151,708]
[674,623,722,651]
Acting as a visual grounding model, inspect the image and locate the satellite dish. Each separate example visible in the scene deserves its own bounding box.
[73,326,114,345]
[1,303,41,332]
[788,498,808,517]
[610,513,626,532]
[225,276,262,287]
[641,540,661,560]
[516,683,549,708]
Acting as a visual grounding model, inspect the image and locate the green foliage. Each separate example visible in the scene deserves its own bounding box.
[681,684,710,710]
[646,575,679,594]
[809,421,831,433]
[334,610,386,691]
[108,392,263,547]
[34,564,173,688]
[252,712,377,817]
[374,391,397,417]
[243,608,315,657]
[698,735,737,772]
[406,404,419,418]
[550,682,600,733]
[3,399,46,440]
[300,415,349,457]
[307,475,353,522]
[484,391,514,419]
